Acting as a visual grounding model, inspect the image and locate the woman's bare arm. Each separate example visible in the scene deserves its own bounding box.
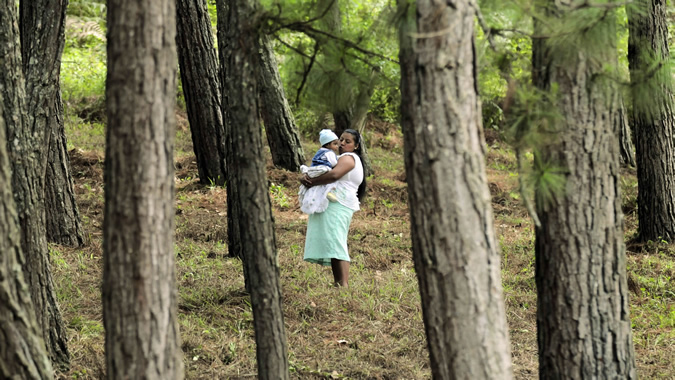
[301,155,355,187]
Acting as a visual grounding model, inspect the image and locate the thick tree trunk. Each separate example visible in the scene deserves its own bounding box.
[0,94,54,380]
[258,35,305,171]
[532,5,636,379]
[618,99,636,168]
[332,108,352,137]
[218,0,290,378]
[628,0,675,241]
[45,89,85,246]
[176,0,228,186]
[2,0,71,370]
[398,1,513,378]
[103,1,183,379]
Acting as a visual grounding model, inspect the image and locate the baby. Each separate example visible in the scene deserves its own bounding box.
[298,129,340,214]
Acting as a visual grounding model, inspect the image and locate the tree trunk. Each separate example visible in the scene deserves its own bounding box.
[176,0,228,186]
[398,1,513,378]
[0,93,54,380]
[45,88,85,246]
[218,0,290,378]
[618,98,636,168]
[103,0,183,379]
[216,0,247,286]
[24,0,85,248]
[2,0,71,370]
[315,0,373,177]
[532,4,637,378]
[332,107,352,137]
[628,0,675,241]
[258,35,305,171]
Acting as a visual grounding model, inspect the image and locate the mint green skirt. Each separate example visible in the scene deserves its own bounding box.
[304,201,354,266]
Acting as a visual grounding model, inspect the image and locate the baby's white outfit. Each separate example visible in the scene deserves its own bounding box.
[298,148,338,214]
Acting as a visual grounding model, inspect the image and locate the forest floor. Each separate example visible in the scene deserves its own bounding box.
[52,114,674,379]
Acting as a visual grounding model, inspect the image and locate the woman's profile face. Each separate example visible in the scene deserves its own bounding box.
[339,132,358,154]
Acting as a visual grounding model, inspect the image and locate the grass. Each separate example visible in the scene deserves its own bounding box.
[50,114,675,379]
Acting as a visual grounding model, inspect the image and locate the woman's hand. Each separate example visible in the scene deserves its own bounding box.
[300,174,313,187]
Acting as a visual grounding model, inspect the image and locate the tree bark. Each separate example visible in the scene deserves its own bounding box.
[0,93,54,380]
[398,1,513,378]
[258,35,305,171]
[532,4,637,379]
[618,98,636,168]
[23,0,86,248]
[176,0,228,186]
[218,0,290,378]
[45,88,85,247]
[216,0,247,284]
[103,0,183,379]
[2,0,70,370]
[628,0,675,241]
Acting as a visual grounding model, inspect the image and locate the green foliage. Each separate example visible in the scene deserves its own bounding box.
[529,157,567,210]
[542,6,618,65]
[67,0,106,19]
[269,182,292,209]
[369,86,399,123]
[265,0,400,122]
[628,50,675,121]
[62,3,107,124]
[61,39,106,123]
[503,84,561,150]
[291,106,321,137]
[476,2,533,130]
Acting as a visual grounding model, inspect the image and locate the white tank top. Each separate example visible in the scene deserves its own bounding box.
[333,152,363,211]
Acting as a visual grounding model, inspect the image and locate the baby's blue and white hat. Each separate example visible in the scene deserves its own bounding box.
[319,129,339,146]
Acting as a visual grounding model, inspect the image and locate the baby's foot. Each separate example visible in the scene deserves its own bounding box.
[326,192,338,202]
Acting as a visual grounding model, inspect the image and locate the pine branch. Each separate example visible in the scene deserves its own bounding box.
[555,0,633,11]
[470,0,497,52]
[273,22,398,65]
[295,40,320,106]
[345,52,397,86]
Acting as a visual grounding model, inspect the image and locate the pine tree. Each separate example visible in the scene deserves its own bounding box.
[531,2,636,377]
[628,0,675,241]
[218,0,290,377]
[103,0,183,377]
[399,0,513,377]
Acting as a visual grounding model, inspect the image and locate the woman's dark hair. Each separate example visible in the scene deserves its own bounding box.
[343,129,367,200]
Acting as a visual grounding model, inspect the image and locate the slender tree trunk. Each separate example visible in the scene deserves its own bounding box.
[24,0,86,248]
[398,0,513,378]
[216,0,247,287]
[103,0,183,379]
[628,0,675,241]
[176,0,228,185]
[2,0,70,369]
[315,0,373,176]
[258,35,305,171]
[45,88,85,246]
[218,0,289,378]
[618,98,636,168]
[532,4,636,378]
[0,93,54,380]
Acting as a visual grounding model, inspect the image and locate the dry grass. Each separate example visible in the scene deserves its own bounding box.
[51,120,674,379]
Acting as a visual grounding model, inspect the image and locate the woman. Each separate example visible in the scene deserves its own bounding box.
[300,129,366,287]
